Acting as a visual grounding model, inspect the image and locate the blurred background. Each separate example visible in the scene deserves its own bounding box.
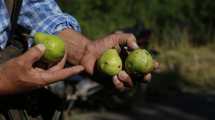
[58,0,215,120]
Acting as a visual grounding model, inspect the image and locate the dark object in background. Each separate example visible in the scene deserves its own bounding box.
[0,89,65,120]
[119,21,159,57]
[120,22,151,47]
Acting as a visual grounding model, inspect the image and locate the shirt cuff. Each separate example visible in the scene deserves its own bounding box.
[29,13,81,47]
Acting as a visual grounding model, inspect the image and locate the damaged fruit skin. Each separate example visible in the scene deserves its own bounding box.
[97,49,122,76]
[34,32,65,63]
[125,49,154,74]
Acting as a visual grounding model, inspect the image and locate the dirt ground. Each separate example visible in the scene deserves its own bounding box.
[68,93,215,120]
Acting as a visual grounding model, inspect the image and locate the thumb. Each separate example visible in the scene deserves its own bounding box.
[21,44,46,64]
[116,33,139,49]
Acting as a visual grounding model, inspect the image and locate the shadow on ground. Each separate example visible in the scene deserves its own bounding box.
[70,71,215,120]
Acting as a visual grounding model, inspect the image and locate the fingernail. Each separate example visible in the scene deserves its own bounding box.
[113,76,122,85]
[118,71,128,80]
[154,61,160,69]
[77,66,84,71]
[113,76,119,82]
[37,44,46,51]
[132,42,139,49]
[144,73,152,81]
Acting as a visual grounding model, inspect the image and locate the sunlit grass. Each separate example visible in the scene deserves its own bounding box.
[149,31,215,93]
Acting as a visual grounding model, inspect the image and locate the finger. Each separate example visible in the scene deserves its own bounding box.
[80,53,96,75]
[113,76,125,91]
[48,53,67,71]
[117,71,133,87]
[41,65,84,84]
[113,44,121,52]
[143,73,152,82]
[115,33,139,49]
[21,44,46,65]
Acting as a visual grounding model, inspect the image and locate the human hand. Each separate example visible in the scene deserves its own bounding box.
[0,44,84,95]
[57,29,91,65]
[81,33,159,91]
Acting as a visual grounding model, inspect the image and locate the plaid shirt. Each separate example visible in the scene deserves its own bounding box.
[0,0,81,48]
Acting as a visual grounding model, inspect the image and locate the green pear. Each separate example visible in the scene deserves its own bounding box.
[34,32,65,63]
[97,49,122,76]
[34,32,48,43]
[144,50,154,73]
[125,49,154,74]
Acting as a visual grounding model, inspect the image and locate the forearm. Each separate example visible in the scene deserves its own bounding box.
[58,28,91,65]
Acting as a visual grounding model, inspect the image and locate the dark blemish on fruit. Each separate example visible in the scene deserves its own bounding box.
[145,51,149,55]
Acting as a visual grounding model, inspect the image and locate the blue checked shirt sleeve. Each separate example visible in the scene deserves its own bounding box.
[0,1,10,48]
[18,0,81,44]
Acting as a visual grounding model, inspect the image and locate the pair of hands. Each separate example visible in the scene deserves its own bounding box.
[0,28,158,95]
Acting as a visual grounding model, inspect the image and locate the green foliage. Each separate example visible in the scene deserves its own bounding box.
[58,0,215,41]
[59,0,136,39]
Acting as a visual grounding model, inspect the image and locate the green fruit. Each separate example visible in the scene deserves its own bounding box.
[34,32,48,43]
[34,32,65,63]
[125,49,154,74]
[97,49,122,76]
